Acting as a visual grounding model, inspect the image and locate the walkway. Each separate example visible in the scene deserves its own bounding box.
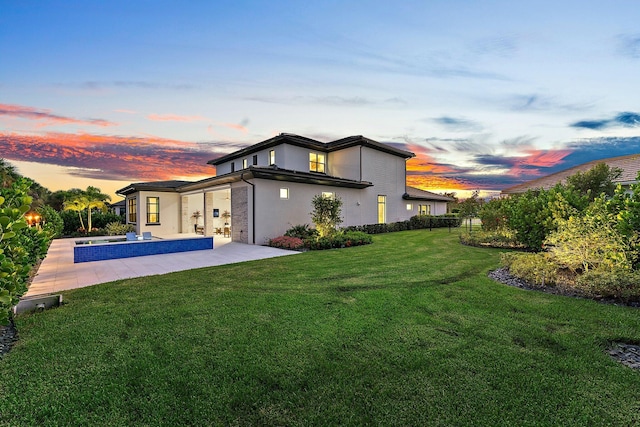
[25,235,299,297]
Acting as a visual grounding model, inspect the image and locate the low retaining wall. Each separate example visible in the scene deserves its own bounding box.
[73,236,214,263]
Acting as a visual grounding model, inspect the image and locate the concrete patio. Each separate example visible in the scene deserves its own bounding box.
[25,234,300,297]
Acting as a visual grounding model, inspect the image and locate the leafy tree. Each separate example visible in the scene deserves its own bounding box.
[310,194,343,237]
[37,205,64,238]
[479,198,507,231]
[565,163,622,201]
[458,191,481,232]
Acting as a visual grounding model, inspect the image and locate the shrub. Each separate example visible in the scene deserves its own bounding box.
[545,197,634,273]
[502,252,559,287]
[311,194,343,237]
[104,222,136,236]
[268,236,304,250]
[460,229,525,249]
[575,268,640,302]
[284,224,318,240]
[37,205,64,238]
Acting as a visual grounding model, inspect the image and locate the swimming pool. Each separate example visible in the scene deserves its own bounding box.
[73,236,214,263]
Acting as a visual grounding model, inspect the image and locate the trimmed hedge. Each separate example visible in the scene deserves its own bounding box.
[343,215,460,234]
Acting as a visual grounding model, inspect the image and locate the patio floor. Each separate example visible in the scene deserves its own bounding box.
[25,234,300,297]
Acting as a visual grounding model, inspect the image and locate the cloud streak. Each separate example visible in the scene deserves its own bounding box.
[0,103,117,128]
[570,112,640,130]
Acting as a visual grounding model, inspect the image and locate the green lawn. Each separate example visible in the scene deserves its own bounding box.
[1,229,639,426]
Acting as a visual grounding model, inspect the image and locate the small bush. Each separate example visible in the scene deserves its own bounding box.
[502,252,559,287]
[284,224,318,240]
[460,228,525,249]
[575,268,640,302]
[104,222,136,236]
[268,236,305,250]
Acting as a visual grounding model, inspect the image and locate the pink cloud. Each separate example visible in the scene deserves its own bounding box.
[0,131,227,181]
[0,103,117,128]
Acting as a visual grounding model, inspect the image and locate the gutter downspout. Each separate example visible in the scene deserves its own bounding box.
[240,173,256,244]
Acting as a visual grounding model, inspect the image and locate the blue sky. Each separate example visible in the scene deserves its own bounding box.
[1,0,639,199]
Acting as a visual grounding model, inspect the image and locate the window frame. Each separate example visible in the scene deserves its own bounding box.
[279,188,289,199]
[128,197,137,223]
[269,150,276,165]
[377,195,387,224]
[418,204,431,215]
[242,158,248,169]
[146,196,160,224]
[309,152,326,173]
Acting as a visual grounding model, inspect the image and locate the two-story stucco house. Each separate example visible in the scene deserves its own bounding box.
[116,133,452,244]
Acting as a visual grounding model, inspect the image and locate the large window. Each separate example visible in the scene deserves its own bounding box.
[377,195,386,224]
[146,197,160,224]
[309,152,326,173]
[128,198,137,223]
[269,150,276,165]
[419,204,431,215]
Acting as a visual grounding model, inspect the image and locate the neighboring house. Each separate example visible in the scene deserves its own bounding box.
[109,199,126,216]
[117,133,453,244]
[501,153,640,195]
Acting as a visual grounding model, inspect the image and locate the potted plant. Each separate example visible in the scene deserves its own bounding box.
[221,210,231,226]
[191,210,202,233]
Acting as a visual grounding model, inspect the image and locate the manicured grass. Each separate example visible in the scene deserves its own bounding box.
[1,229,639,426]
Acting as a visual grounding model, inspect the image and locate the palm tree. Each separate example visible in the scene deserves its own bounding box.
[0,159,20,188]
[63,197,88,231]
[84,186,111,231]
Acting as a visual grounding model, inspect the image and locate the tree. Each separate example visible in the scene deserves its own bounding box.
[566,163,622,201]
[84,186,111,231]
[310,194,343,237]
[458,191,481,232]
[63,197,88,231]
[62,187,111,232]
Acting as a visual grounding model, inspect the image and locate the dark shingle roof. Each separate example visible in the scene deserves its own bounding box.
[116,180,192,196]
[208,133,414,165]
[501,153,640,194]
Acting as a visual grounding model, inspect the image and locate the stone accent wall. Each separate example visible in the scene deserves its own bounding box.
[204,192,214,236]
[231,186,248,244]
[181,196,190,233]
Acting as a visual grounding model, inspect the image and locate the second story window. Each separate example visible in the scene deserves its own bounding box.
[309,153,325,173]
[231,162,235,172]
[242,158,248,169]
[252,155,258,165]
[269,150,276,165]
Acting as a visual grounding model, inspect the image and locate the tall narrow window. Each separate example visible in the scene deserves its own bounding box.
[309,152,326,173]
[252,155,258,165]
[128,198,137,223]
[242,158,248,169]
[377,195,386,224]
[231,162,235,172]
[269,150,276,165]
[147,197,160,224]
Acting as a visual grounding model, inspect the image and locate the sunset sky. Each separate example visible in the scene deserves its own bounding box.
[1,1,640,200]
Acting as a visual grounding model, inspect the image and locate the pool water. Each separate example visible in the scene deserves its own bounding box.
[75,238,126,245]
